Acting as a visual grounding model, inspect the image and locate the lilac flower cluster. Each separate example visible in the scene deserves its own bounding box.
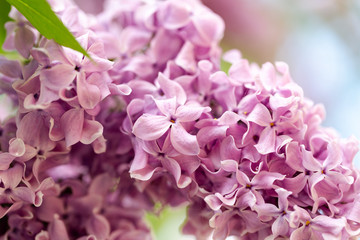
[0,0,360,239]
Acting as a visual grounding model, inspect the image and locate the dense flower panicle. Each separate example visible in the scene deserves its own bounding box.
[1,0,360,239]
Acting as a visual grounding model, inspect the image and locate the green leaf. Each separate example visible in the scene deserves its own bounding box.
[0,0,11,51]
[6,0,90,58]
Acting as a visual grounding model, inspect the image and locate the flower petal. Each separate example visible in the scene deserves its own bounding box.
[77,72,102,109]
[133,114,171,141]
[175,104,211,122]
[157,72,187,105]
[85,214,111,240]
[247,103,272,127]
[9,138,26,157]
[40,64,76,90]
[80,119,103,144]
[170,123,200,155]
[60,108,84,147]
[48,215,70,240]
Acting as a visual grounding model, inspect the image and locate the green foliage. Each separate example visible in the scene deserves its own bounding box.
[145,205,190,240]
[6,0,90,58]
[0,1,11,52]
[221,59,232,74]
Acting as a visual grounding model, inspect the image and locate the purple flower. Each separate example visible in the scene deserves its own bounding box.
[132,86,210,155]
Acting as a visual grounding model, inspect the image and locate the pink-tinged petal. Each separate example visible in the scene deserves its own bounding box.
[209,212,233,240]
[197,125,228,147]
[127,80,157,99]
[197,60,213,94]
[35,231,50,240]
[130,141,149,172]
[85,214,111,240]
[275,135,292,157]
[49,117,64,142]
[206,190,238,210]
[255,127,276,154]
[269,93,294,110]
[130,166,160,181]
[220,136,241,161]
[15,26,35,58]
[82,55,113,73]
[92,136,107,154]
[301,145,322,171]
[0,201,22,218]
[122,55,154,78]
[109,83,132,95]
[77,72,102,109]
[241,145,261,163]
[275,62,291,82]
[37,196,65,222]
[346,200,360,222]
[48,215,70,240]
[175,104,211,122]
[151,29,183,65]
[228,59,253,84]
[260,62,277,91]
[8,138,25,157]
[126,98,145,124]
[17,111,53,149]
[323,142,341,171]
[285,142,304,172]
[132,114,171,141]
[30,48,50,66]
[204,194,223,210]
[289,226,308,240]
[277,173,307,195]
[222,49,242,64]
[235,190,257,210]
[89,174,115,196]
[253,202,279,219]
[210,71,230,86]
[0,163,23,188]
[80,119,103,144]
[308,172,326,201]
[44,40,71,64]
[0,57,22,78]
[170,124,200,155]
[252,171,285,189]
[12,186,35,203]
[326,171,354,185]
[276,188,292,211]
[0,153,15,170]
[311,216,346,235]
[157,73,187,105]
[221,159,239,172]
[40,63,76,90]
[118,27,152,54]
[60,108,84,147]
[158,1,191,29]
[272,216,289,237]
[3,22,16,50]
[86,72,111,100]
[76,236,96,240]
[246,103,272,127]
[35,85,60,107]
[235,172,251,187]
[175,41,196,73]
[340,136,359,166]
[312,176,342,203]
[191,11,224,46]
[162,157,192,188]
[218,111,241,125]
[153,97,177,117]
